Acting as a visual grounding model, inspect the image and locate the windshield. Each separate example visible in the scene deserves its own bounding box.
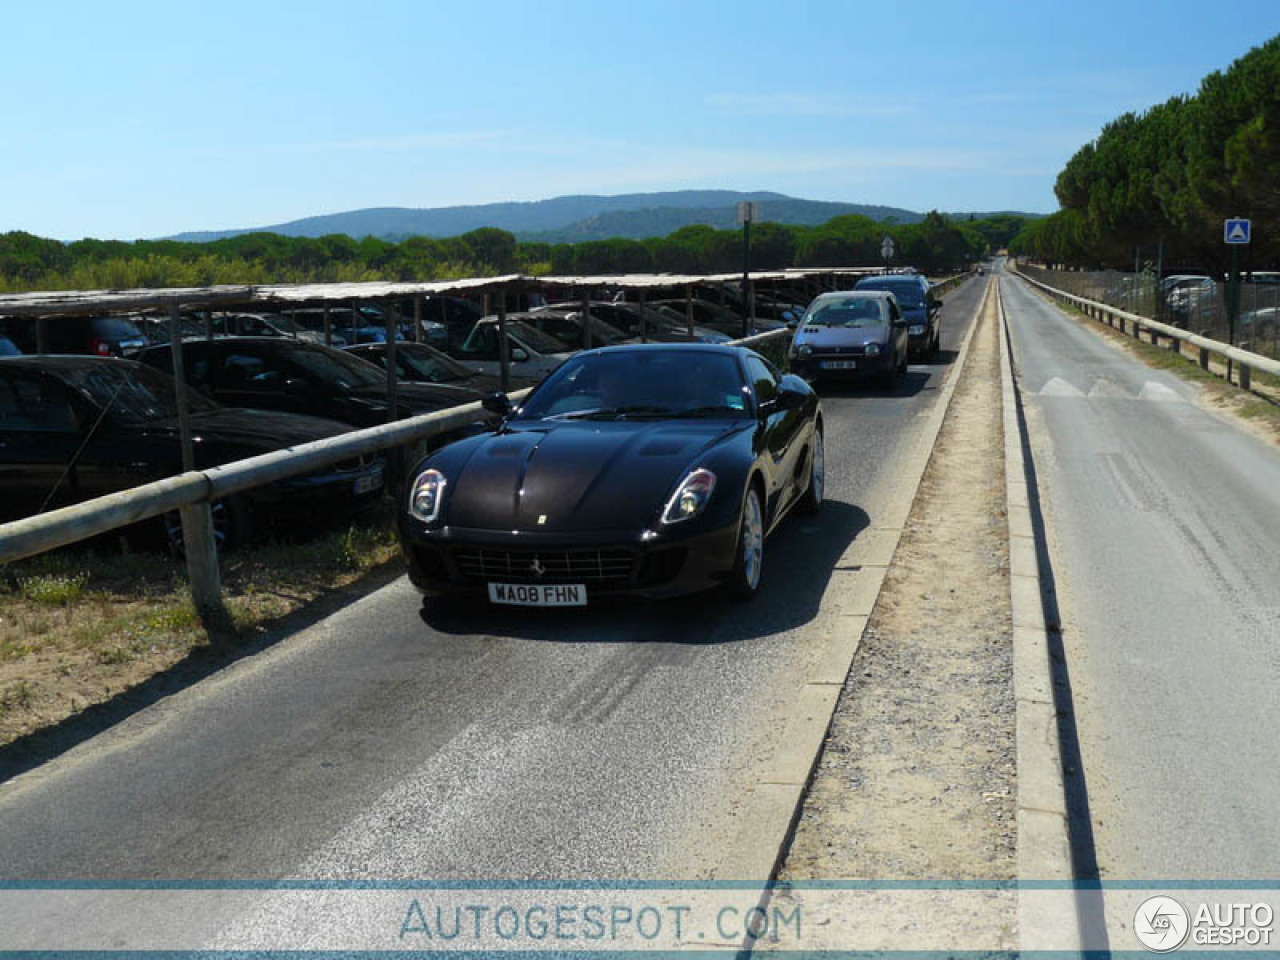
[516,350,750,421]
[803,297,886,328]
[394,344,472,383]
[857,281,925,307]
[62,361,220,424]
[507,322,571,355]
[288,345,384,389]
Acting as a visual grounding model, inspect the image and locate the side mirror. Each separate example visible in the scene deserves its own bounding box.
[283,377,310,397]
[762,386,805,416]
[482,391,512,417]
[510,347,530,363]
[782,311,800,328]
[929,298,943,311]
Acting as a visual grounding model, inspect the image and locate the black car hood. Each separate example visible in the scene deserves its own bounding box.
[445,420,747,532]
[136,408,351,454]
[794,326,889,348]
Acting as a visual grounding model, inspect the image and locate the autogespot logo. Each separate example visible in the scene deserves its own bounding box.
[1135,896,1191,952]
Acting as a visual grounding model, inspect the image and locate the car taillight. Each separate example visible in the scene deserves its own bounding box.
[91,337,111,356]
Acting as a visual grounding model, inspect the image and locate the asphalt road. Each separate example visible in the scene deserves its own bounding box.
[1001,267,1280,878]
[0,278,983,882]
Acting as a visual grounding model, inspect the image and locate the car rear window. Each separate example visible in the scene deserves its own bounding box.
[856,280,925,306]
[89,317,145,338]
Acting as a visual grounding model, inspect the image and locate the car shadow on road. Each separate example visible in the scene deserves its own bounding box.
[810,369,935,399]
[418,499,871,644]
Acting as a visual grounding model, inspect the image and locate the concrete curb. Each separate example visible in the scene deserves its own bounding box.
[997,277,1083,953]
[716,277,991,885]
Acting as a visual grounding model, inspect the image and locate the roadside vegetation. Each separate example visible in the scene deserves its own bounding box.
[0,508,398,747]
[0,213,1024,293]
[1011,34,1279,269]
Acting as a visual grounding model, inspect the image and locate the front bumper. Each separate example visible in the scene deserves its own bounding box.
[252,456,386,511]
[398,517,740,601]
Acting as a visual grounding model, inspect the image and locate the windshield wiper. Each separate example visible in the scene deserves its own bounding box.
[548,404,675,420]
[667,405,744,419]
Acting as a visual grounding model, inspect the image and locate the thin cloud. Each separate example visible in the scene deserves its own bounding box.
[704,92,914,118]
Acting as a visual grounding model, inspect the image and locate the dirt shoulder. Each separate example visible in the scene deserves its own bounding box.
[778,285,1015,880]
[0,511,399,751]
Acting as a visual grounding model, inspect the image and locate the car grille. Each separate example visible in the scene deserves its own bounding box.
[812,344,867,356]
[452,547,635,585]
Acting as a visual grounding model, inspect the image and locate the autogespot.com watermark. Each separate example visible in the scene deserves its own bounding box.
[397,898,800,946]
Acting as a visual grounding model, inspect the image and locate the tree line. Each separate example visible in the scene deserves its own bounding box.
[1011,34,1279,270]
[0,212,1026,294]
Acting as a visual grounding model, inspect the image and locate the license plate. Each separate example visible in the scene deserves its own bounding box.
[820,360,856,370]
[488,582,587,607]
[354,468,383,495]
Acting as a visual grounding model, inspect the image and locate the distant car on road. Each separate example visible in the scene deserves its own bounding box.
[137,337,489,429]
[345,341,540,393]
[788,290,909,387]
[0,356,384,548]
[854,273,941,355]
[399,344,823,606]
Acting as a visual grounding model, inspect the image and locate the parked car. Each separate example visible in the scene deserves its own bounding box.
[285,307,408,346]
[344,341,540,393]
[2,315,149,357]
[137,337,489,429]
[0,336,21,356]
[788,291,909,387]
[211,312,325,343]
[649,298,784,337]
[854,273,941,355]
[0,356,384,548]
[499,309,632,351]
[399,343,823,605]
[439,318,575,380]
[545,301,733,343]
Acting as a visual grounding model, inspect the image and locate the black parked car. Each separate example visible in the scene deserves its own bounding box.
[0,357,384,548]
[788,291,909,387]
[399,344,823,606]
[3,315,149,357]
[854,273,942,355]
[345,341,540,393]
[137,338,489,429]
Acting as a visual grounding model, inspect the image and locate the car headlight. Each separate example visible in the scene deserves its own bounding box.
[909,324,926,335]
[408,468,447,523]
[864,343,881,357]
[661,468,716,524]
[791,342,813,358]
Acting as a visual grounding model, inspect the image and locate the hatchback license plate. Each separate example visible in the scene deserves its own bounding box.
[488,583,587,607]
[820,360,856,370]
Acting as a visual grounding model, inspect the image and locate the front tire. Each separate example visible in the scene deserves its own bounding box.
[727,485,765,601]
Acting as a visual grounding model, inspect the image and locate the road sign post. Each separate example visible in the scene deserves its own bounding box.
[1224,218,1251,383]
[881,234,895,270]
[738,202,759,338]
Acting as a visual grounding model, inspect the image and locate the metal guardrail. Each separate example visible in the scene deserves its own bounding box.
[0,328,793,620]
[1012,264,1280,390]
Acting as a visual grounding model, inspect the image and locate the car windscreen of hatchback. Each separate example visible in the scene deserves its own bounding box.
[803,297,887,328]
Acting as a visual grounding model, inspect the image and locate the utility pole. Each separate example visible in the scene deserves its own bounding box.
[738,201,758,338]
[1223,217,1251,383]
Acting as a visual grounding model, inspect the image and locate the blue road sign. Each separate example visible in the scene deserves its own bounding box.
[1224,218,1251,244]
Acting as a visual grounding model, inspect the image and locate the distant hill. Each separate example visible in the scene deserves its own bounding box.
[168,191,930,243]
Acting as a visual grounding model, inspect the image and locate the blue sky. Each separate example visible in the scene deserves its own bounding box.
[3,0,1277,240]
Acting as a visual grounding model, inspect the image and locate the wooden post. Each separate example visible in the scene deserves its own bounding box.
[685,284,695,339]
[384,302,399,423]
[204,310,214,341]
[323,306,332,347]
[350,300,359,345]
[638,290,647,342]
[497,286,510,392]
[168,303,223,622]
[1240,362,1252,391]
[414,295,423,343]
[580,290,590,352]
[36,317,50,355]
[582,286,593,350]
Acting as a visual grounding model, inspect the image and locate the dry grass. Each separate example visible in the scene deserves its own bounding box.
[0,509,399,747]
